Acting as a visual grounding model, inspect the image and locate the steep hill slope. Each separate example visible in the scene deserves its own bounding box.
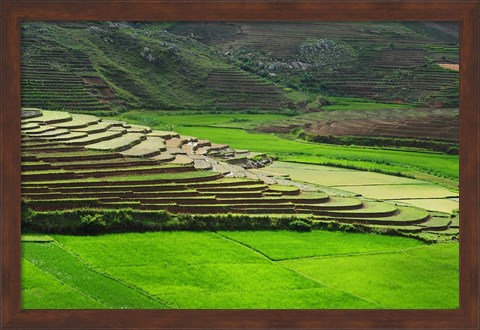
[21,22,291,113]
[170,21,459,107]
[21,21,459,114]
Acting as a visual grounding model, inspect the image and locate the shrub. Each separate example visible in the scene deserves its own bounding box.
[288,220,312,232]
[108,209,134,230]
[21,201,36,225]
[80,214,106,235]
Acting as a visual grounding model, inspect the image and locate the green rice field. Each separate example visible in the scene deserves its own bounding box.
[264,161,459,213]
[22,231,458,309]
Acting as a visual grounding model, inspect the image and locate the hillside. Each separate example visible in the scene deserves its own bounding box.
[21,21,459,115]
[170,21,459,107]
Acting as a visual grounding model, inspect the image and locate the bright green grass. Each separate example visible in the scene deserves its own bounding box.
[22,232,458,309]
[323,97,414,111]
[280,243,459,309]
[115,111,287,130]
[22,259,106,309]
[22,242,170,309]
[21,235,54,242]
[219,230,424,260]
[49,232,378,308]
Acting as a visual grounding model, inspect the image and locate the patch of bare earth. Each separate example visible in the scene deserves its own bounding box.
[437,63,459,71]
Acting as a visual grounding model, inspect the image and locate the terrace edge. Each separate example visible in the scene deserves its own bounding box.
[1,0,479,329]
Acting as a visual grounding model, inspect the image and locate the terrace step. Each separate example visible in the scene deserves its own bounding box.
[121,137,166,158]
[314,206,430,226]
[85,133,145,152]
[64,130,125,146]
[21,110,73,124]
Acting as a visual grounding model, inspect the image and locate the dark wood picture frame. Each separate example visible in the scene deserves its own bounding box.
[1,0,479,329]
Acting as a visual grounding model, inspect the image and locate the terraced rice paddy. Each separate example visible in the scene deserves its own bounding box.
[263,162,459,213]
[22,231,458,309]
[21,109,459,238]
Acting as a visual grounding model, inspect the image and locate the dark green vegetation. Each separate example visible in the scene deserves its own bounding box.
[22,231,458,309]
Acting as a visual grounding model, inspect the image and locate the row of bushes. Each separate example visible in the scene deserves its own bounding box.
[21,203,313,235]
[22,204,437,242]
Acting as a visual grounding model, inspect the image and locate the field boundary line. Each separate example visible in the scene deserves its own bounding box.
[279,263,387,309]
[22,258,110,308]
[274,243,437,262]
[52,240,178,309]
[215,233,387,308]
[214,233,275,261]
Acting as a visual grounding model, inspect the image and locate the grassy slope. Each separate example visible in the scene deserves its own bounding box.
[22,241,169,309]
[22,22,231,111]
[22,231,458,309]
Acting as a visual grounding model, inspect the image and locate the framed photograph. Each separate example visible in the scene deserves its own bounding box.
[1,0,479,329]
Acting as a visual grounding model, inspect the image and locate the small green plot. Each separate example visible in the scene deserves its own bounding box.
[22,242,169,309]
[219,230,424,260]
[52,232,267,268]
[280,243,459,309]
[416,216,451,229]
[21,235,54,243]
[268,162,422,186]
[22,259,106,309]
[323,206,429,224]
[108,263,376,309]
[329,201,398,215]
[336,184,458,200]
[390,198,459,213]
